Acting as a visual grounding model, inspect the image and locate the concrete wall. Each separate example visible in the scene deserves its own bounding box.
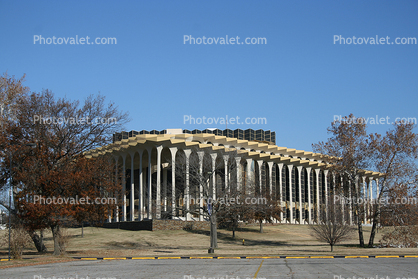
[103,220,210,231]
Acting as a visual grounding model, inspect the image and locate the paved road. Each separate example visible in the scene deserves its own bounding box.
[2,258,418,279]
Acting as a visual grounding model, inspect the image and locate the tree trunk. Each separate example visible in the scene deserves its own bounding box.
[29,230,47,253]
[330,244,334,252]
[232,227,235,239]
[259,220,263,233]
[356,205,364,247]
[81,222,84,238]
[353,185,364,247]
[51,224,61,256]
[40,230,44,251]
[368,203,380,247]
[210,214,218,248]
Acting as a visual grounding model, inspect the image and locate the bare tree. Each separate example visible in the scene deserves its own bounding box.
[313,115,418,248]
[309,196,354,252]
[217,189,254,238]
[367,121,418,247]
[0,72,29,125]
[248,195,281,233]
[174,148,239,250]
[313,114,371,247]
[174,148,279,250]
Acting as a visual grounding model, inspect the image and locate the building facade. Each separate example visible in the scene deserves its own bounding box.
[86,128,382,225]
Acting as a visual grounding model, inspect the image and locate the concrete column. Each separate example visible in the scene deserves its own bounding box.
[163,167,167,212]
[235,157,241,192]
[277,163,283,222]
[315,168,320,223]
[340,176,344,224]
[246,158,252,193]
[156,145,163,219]
[184,149,192,220]
[348,179,353,225]
[288,165,294,224]
[147,148,152,219]
[306,167,312,224]
[257,160,263,195]
[297,166,303,224]
[130,153,135,221]
[198,151,204,221]
[138,150,143,221]
[324,170,329,221]
[114,156,119,222]
[362,176,367,224]
[268,161,273,198]
[142,164,146,218]
[122,154,127,222]
[224,155,229,193]
[169,147,177,219]
[107,157,112,223]
[210,153,217,200]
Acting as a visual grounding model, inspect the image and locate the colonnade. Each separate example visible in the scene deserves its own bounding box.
[86,133,382,225]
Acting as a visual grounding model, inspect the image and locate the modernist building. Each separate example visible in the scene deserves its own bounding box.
[86,128,383,225]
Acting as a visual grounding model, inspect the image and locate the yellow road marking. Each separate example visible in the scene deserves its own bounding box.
[247,256,279,259]
[253,259,264,279]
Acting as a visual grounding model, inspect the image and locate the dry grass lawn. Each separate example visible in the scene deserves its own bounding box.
[1,224,417,268]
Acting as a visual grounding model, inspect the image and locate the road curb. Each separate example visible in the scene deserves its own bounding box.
[69,255,418,261]
[2,255,417,261]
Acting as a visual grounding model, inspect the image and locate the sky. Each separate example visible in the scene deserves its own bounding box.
[1,0,417,153]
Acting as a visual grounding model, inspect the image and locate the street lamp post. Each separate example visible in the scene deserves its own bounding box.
[7,143,36,261]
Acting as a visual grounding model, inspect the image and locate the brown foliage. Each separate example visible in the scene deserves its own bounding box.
[0,74,129,255]
[379,226,418,248]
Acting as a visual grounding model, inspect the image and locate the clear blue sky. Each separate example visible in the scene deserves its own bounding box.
[1,0,417,152]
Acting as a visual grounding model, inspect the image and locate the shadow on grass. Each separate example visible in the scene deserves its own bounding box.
[185,229,288,247]
[233,227,264,233]
[341,243,375,249]
[102,240,182,250]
